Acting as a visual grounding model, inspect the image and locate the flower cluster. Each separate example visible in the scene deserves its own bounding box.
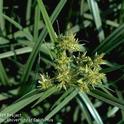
[57,33,80,52]
[38,74,52,89]
[38,33,106,92]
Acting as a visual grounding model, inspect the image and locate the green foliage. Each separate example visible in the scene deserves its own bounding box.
[0,0,124,123]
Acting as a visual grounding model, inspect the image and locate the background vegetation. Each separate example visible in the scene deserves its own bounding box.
[0,0,124,123]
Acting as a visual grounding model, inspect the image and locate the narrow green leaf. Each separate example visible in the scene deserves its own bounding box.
[0,37,9,45]
[0,60,8,85]
[8,21,44,40]
[73,106,80,123]
[3,14,33,41]
[44,89,78,120]
[0,0,5,34]
[116,91,124,120]
[0,43,54,59]
[0,47,32,59]
[34,5,40,42]
[101,64,124,73]
[37,0,57,43]
[32,86,58,107]
[107,107,119,117]
[79,92,103,124]
[0,93,10,101]
[89,90,124,110]
[3,14,22,30]
[120,0,124,24]
[93,24,124,54]
[87,0,105,42]
[26,0,32,25]
[105,38,124,54]
[51,87,74,110]
[76,98,93,124]
[15,89,38,103]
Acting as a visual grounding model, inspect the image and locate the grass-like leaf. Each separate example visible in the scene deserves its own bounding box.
[89,89,124,110]
[32,86,58,107]
[2,14,33,41]
[0,60,8,85]
[76,98,93,124]
[26,0,32,25]
[79,92,103,124]
[34,5,40,42]
[37,0,57,43]
[15,89,38,103]
[87,0,105,42]
[101,64,124,73]
[93,24,124,54]
[51,87,74,110]
[44,89,78,120]
[0,0,5,34]
[0,43,55,59]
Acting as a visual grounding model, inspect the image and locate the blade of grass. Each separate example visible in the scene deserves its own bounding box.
[41,57,55,66]
[0,37,9,45]
[32,86,58,107]
[79,92,103,124]
[34,5,40,42]
[2,14,33,41]
[0,43,55,60]
[89,89,124,110]
[0,0,5,35]
[116,91,124,120]
[95,35,124,54]
[19,0,67,95]
[15,89,38,103]
[87,0,105,42]
[37,0,57,43]
[0,60,8,85]
[3,14,22,29]
[107,107,119,117]
[0,47,32,59]
[105,38,124,54]
[26,0,32,25]
[37,0,67,42]
[73,106,80,123]
[8,21,44,39]
[44,89,78,120]
[76,98,93,124]
[93,24,124,54]
[101,64,124,73]
[51,87,74,110]
[120,0,124,24]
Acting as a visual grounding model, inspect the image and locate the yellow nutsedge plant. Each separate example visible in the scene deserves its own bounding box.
[38,32,106,92]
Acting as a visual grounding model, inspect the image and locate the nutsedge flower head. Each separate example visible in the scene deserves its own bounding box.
[57,33,80,52]
[38,33,106,92]
[55,51,70,67]
[94,53,105,65]
[38,74,53,89]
